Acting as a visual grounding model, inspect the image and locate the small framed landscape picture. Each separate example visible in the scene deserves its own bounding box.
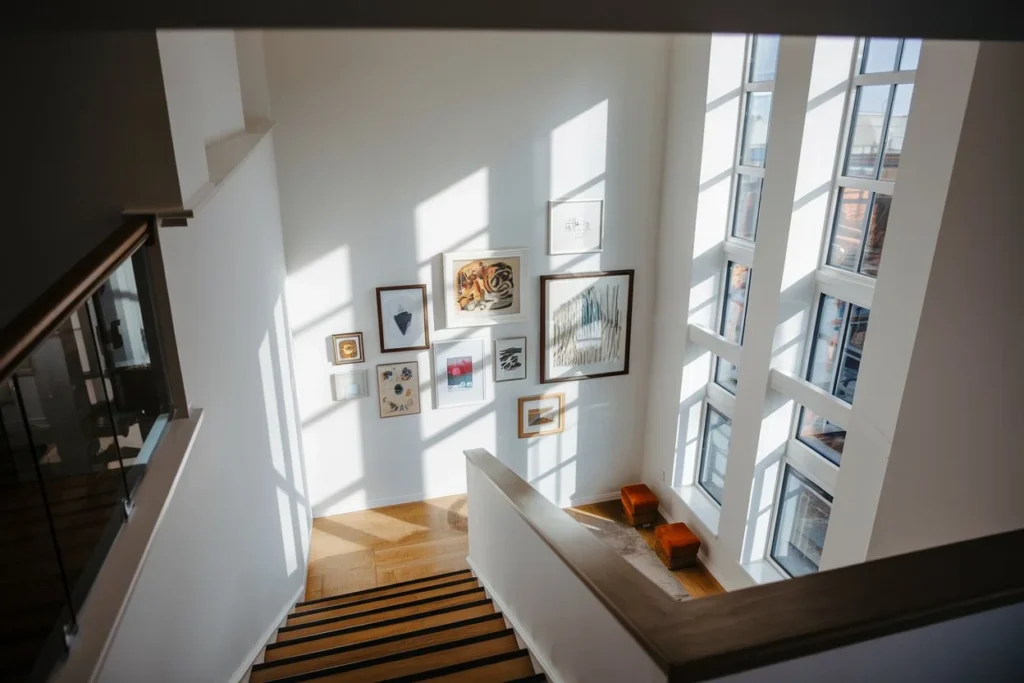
[377,362,421,418]
[518,393,566,438]
[494,337,527,382]
[432,339,486,409]
[548,199,604,255]
[331,332,364,365]
[442,248,528,328]
[376,285,430,353]
[540,270,635,383]
[331,369,369,401]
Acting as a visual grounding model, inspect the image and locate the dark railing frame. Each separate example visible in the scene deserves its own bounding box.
[465,448,1024,682]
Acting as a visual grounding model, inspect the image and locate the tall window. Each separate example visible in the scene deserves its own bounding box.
[824,37,919,278]
[714,262,751,394]
[770,466,833,577]
[731,35,779,242]
[698,406,732,504]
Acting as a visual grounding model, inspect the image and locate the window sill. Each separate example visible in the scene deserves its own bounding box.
[742,559,787,585]
[671,485,721,537]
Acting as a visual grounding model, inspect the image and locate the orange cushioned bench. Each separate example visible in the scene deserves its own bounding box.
[655,522,701,570]
[620,484,659,527]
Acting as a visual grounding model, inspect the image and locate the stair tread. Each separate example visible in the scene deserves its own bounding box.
[384,650,535,682]
[251,613,507,682]
[265,602,495,660]
[294,569,472,610]
[276,588,486,641]
[286,577,479,626]
[505,675,547,682]
[266,630,519,682]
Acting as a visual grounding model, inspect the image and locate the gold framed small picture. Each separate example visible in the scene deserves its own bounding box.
[332,332,365,365]
[517,393,565,438]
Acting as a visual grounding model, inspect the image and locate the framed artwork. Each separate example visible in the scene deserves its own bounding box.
[540,270,635,383]
[432,339,486,409]
[442,248,528,328]
[331,332,365,365]
[376,285,430,353]
[377,362,421,418]
[518,393,566,438]
[494,337,527,382]
[332,369,369,401]
[548,199,604,254]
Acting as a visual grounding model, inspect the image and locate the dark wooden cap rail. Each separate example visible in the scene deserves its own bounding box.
[465,448,1024,682]
[0,217,151,385]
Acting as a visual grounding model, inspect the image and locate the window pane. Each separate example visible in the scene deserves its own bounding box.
[731,174,762,241]
[806,295,847,393]
[844,85,891,178]
[826,187,871,273]
[749,34,780,82]
[797,407,846,465]
[858,194,891,277]
[835,304,869,403]
[719,262,751,344]
[879,84,913,181]
[861,38,899,73]
[698,406,731,505]
[740,92,772,167]
[899,38,922,70]
[771,466,833,577]
[714,358,739,394]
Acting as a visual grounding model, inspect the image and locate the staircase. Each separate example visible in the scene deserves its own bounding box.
[248,569,546,682]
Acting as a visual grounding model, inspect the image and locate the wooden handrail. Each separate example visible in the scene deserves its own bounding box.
[465,448,1024,681]
[0,217,151,385]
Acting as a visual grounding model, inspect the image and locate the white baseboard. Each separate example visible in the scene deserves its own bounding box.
[467,557,565,683]
[314,489,466,518]
[231,582,305,683]
[565,491,620,507]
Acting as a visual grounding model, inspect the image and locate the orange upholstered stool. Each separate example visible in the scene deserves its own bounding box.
[655,523,701,570]
[620,484,659,527]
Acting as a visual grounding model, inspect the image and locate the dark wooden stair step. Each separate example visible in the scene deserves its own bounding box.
[276,588,486,641]
[285,577,479,626]
[264,629,519,682]
[504,674,548,682]
[385,650,535,682]
[250,613,507,682]
[265,601,496,660]
[293,569,472,613]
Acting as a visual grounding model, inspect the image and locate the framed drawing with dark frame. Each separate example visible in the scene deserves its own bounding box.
[494,337,527,382]
[331,332,365,365]
[376,285,430,353]
[442,248,528,328]
[517,393,565,438]
[377,361,421,418]
[432,339,486,409]
[548,199,604,254]
[540,270,635,383]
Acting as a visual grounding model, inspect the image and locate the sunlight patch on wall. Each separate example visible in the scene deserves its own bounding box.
[259,332,287,479]
[756,402,793,463]
[689,275,718,328]
[772,310,807,372]
[277,486,299,576]
[743,458,782,563]
[415,167,490,274]
[286,244,354,335]
[296,499,310,558]
[673,400,704,488]
[550,100,608,199]
[275,297,306,498]
[680,349,713,403]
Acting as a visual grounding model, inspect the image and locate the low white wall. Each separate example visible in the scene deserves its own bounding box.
[265,30,669,516]
[466,459,665,683]
[98,133,310,682]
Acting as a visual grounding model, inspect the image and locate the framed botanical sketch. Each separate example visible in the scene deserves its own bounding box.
[377,362,421,418]
[331,332,365,365]
[332,369,369,401]
[376,285,430,353]
[518,393,565,438]
[432,339,486,409]
[540,270,635,383]
[548,199,604,254]
[442,248,528,328]
[494,337,527,382]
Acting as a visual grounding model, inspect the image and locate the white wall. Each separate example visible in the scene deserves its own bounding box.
[265,31,669,516]
[866,42,1024,560]
[99,132,309,683]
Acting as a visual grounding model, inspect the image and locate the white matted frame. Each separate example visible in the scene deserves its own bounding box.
[331,369,369,401]
[432,338,487,409]
[442,248,529,328]
[494,337,527,382]
[548,198,605,254]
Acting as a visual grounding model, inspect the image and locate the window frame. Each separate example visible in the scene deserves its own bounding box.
[767,462,835,578]
[712,259,753,395]
[697,403,732,506]
[693,388,734,509]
